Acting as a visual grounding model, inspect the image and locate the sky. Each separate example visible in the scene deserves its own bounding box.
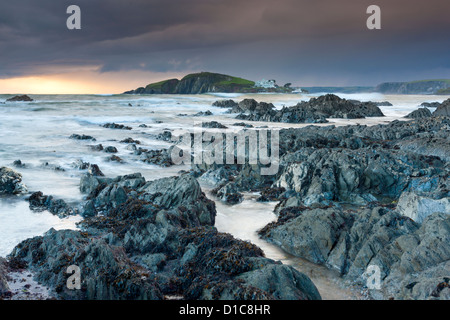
[0,0,449,94]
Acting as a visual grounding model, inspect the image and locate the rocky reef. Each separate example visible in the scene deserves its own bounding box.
[214,94,385,124]
[193,115,450,300]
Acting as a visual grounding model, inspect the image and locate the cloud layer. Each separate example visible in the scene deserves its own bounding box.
[1,0,449,87]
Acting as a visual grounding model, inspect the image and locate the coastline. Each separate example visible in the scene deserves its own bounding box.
[0,92,449,300]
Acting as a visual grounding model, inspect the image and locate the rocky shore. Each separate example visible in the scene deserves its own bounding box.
[191,112,450,300]
[1,94,449,301]
[0,168,321,300]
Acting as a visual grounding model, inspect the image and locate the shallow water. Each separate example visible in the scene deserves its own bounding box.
[0,92,447,297]
[208,189,363,300]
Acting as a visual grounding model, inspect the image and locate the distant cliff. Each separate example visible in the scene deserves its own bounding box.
[124,72,294,94]
[375,80,450,95]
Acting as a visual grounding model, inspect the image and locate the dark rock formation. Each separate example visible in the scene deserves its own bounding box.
[0,167,27,195]
[0,258,10,297]
[259,207,450,300]
[102,123,132,130]
[420,102,441,109]
[375,80,450,95]
[433,99,450,117]
[136,147,174,167]
[120,138,141,144]
[89,144,104,151]
[212,100,238,108]
[104,146,118,153]
[233,95,384,124]
[193,110,213,117]
[70,134,96,141]
[202,121,228,129]
[124,72,257,94]
[7,171,321,300]
[405,108,432,119]
[374,101,393,107]
[6,95,34,102]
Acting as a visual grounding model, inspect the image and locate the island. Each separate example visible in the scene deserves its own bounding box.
[123,72,295,94]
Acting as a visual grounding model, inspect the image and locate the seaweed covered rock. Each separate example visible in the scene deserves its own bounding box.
[102,123,132,130]
[0,167,27,195]
[28,191,77,218]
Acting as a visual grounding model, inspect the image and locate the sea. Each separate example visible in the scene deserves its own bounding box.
[0,92,447,299]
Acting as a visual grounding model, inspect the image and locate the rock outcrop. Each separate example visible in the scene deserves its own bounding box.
[7,171,321,301]
[125,72,257,94]
[405,108,432,119]
[227,95,385,124]
[433,99,450,117]
[259,207,450,300]
[0,167,27,195]
[375,80,450,95]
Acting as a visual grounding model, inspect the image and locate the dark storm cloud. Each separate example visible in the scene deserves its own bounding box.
[0,0,449,85]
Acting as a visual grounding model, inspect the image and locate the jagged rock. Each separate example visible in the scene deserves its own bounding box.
[102,123,132,130]
[397,191,450,223]
[28,191,76,218]
[70,134,96,141]
[108,155,124,163]
[238,263,321,300]
[235,95,384,124]
[433,99,450,116]
[104,146,118,153]
[0,167,27,195]
[256,187,286,202]
[212,99,238,108]
[89,144,104,151]
[260,205,450,300]
[137,148,174,167]
[274,147,443,206]
[0,258,10,297]
[232,122,254,128]
[214,183,244,205]
[9,228,163,300]
[72,159,90,170]
[374,101,393,107]
[421,102,441,109]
